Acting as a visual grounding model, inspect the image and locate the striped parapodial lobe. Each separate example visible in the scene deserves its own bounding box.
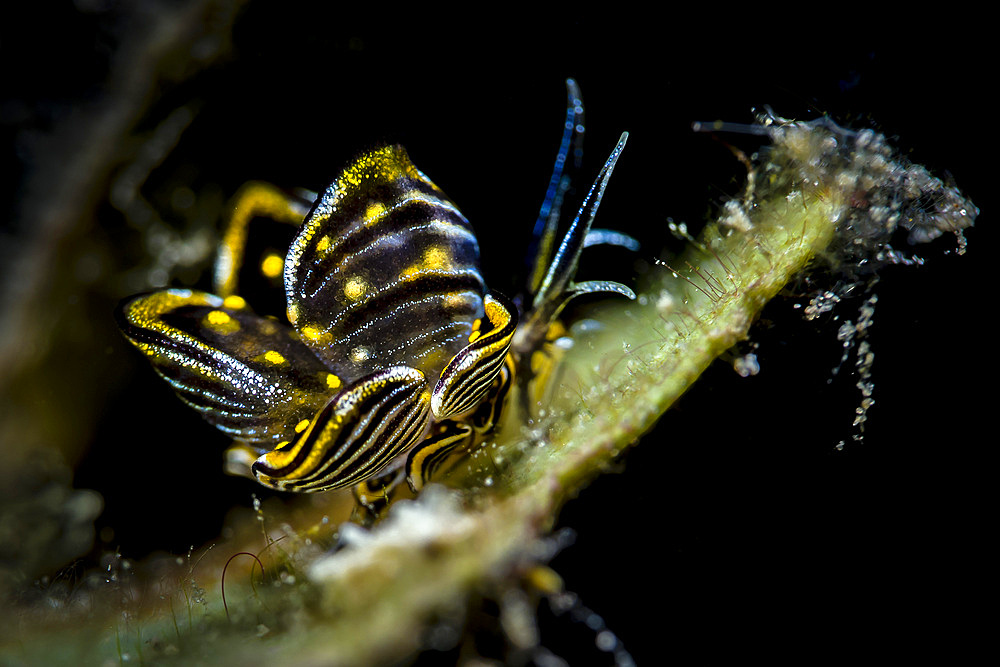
[115,289,343,444]
[284,146,485,382]
[252,366,431,492]
[432,293,516,420]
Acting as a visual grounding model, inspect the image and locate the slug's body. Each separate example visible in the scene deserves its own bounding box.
[117,80,632,500]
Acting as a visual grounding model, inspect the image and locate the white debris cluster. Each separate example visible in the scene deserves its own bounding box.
[308,485,476,583]
[759,112,978,262]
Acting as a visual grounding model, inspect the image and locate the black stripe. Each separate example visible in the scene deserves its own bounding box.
[332,272,485,338]
[321,400,427,489]
[294,197,476,301]
[298,383,421,486]
[440,352,506,414]
[299,215,477,304]
[350,314,476,358]
[328,199,472,262]
[255,371,421,479]
[405,422,472,490]
[469,355,513,433]
[259,369,428,486]
[334,217,477,275]
[292,393,429,491]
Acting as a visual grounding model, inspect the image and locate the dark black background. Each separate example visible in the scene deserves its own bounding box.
[3,5,989,664]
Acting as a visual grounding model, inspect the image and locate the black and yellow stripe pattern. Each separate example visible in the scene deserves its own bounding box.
[252,366,431,492]
[116,80,632,500]
[469,353,515,435]
[115,288,340,445]
[285,146,485,383]
[405,421,474,493]
[118,145,517,495]
[431,293,516,420]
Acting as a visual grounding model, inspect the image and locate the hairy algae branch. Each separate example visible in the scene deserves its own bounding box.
[4,111,977,664]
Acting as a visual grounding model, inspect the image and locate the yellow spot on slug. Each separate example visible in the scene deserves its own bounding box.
[295,419,310,433]
[301,325,332,345]
[469,330,482,343]
[365,202,386,224]
[422,246,448,269]
[207,310,230,325]
[316,235,331,254]
[344,277,367,300]
[260,252,284,279]
[223,295,246,310]
[263,350,286,365]
[203,309,240,334]
[325,373,341,389]
[403,245,454,279]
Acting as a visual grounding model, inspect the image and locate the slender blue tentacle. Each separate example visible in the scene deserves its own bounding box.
[532,131,629,312]
[527,78,585,294]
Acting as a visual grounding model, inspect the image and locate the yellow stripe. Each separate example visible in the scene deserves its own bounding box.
[431,292,517,419]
